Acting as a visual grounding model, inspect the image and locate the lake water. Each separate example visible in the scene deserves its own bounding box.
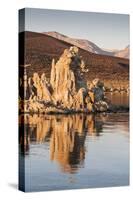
[19,93,129,192]
[106,92,129,106]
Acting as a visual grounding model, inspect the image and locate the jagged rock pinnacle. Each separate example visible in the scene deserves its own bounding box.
[19,46,109,113]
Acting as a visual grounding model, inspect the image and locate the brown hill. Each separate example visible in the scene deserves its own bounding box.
[19,31,129,90]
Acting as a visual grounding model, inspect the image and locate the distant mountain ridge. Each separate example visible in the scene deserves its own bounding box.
[43,31,129,58]
[114,45,129,59]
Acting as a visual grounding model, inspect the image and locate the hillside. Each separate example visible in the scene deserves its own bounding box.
[44,31,113,56]
[19,31,129,90]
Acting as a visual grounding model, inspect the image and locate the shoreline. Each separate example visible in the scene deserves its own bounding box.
[19,105,129,115]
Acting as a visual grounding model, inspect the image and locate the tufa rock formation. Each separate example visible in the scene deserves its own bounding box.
[19,46,109,113]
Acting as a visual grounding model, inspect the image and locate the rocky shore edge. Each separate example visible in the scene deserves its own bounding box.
[19,100,129,115]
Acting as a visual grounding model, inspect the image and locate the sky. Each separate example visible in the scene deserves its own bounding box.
[20,8,130,50]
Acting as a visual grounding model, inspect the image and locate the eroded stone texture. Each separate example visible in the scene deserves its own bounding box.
[19,46,109,113]
[88,78,108,111]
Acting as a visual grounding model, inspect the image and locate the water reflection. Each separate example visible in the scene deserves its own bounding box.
[19,113,128,174]
[106,92,129,106]
[19,114,104,172]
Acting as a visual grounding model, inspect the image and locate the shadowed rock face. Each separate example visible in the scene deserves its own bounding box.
[19,46,109,113]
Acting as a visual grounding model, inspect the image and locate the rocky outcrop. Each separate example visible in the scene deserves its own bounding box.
[31,73,51,102]
[19,46,109,113]
[50,46,88,109]
[88,78,108,111]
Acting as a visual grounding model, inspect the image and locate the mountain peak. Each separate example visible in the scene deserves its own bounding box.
[114,45,129,59]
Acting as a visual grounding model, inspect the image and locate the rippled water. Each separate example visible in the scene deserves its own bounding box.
[19,109,129,191]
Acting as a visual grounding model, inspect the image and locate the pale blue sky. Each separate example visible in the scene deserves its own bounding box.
[22,8,129,50]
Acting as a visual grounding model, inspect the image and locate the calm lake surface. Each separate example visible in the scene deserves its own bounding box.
[106,92,129,106]
[19,93,129,192]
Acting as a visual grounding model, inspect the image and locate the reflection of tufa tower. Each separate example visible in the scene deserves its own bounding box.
[49,115,86,173]
[19,114,104,170]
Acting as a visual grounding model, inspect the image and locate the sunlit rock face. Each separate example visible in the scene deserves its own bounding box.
[19,46,109,113]
[50,46,87,109]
